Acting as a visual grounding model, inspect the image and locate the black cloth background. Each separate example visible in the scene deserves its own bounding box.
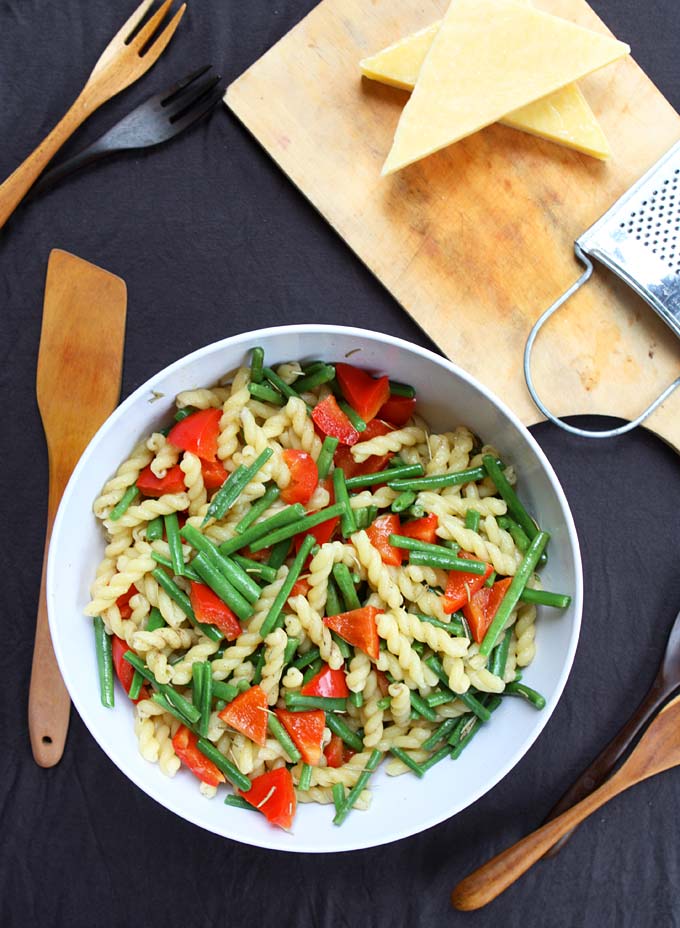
[1,1,680,925]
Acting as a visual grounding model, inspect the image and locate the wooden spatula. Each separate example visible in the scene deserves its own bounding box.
[29,249,126,766]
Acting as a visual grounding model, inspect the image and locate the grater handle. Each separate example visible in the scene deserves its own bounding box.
[524,244,680,439]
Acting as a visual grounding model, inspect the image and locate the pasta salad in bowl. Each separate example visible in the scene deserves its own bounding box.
[47,325,582,852]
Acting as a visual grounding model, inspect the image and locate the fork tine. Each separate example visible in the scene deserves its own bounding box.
[116,0,155,46]
[164,74,219,116]
[170,86,223,133]
[128,0,174,51]
[160,65,212,105]
[138,3,186,60]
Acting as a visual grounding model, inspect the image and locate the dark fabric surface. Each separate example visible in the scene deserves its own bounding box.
[1,1,680,926]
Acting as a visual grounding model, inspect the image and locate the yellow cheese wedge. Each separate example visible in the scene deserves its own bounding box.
[381,0,629,175]
[360,13,611,160]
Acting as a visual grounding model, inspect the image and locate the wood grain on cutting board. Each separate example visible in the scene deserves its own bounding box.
[226,0,680,449]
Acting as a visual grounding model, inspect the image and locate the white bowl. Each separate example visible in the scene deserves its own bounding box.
[48,324,582,853]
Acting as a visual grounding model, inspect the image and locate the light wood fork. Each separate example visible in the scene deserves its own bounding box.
[0,0,186,229]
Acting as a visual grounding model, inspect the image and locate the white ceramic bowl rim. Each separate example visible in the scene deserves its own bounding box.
[48,324,583,853]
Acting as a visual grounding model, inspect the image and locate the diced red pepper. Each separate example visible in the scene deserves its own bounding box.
[238,767,296,830]
[280,449,318,506]
[324,733,356,768]
[442,552,494,614]
[366,513,403,566]
[111,635,149,702]
[136,464,186,497]
[300,664,349,698]
[399,513,439,545]
[172,725,226,786]
[201,459,229,490]
[333,418,393,480]
[275,708,326,766]
[218,685,268,746]
[189,581,242,641]
[463,577,513,644]
[288,577,311,601]
[335,363,391,423]
[311,395,360,446]
[115,586,135,620]
[323,606,381,661]
[293,515,339,554]
[167,408,221,462]
[378,394,417,428]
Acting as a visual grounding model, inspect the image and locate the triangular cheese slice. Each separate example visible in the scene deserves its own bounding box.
[381,0,629,175]
[360,12,610,160]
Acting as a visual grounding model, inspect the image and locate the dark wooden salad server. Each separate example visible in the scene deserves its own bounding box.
[29,249,126,766]
[451,692,680,910]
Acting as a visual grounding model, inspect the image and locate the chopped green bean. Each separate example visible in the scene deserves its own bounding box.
[420,744,452,772]
[333,750,382,825]
[392,490,417,513]
[151,568,223,642]
[387,465,485,492]
[248,382,285,405]
[220,505,306,558]
[146,515,163,541]
[224,794,257,811]
[128,670,143,700]
[235,484,280,535]
[260,535,317,637]
[299,763,314,791]
[192,661,204,710]
[196,738,251,791]
[192,553,254,623]
[411,640,426,656]
[284,693,347,713]
[202,447,273,525]
[485,571,497,587]
[232,555,277,583]
[519,588,571,609]
[425,690,455,708]
[164,512,184,577]
[182,524,262,602]
[421,717,460,752]
[325,577,343,618]
[283,636,300,668]
[414,612,465,636]
[450,696,502,759]
[294,364,336,393]
[345,464,424,490]
[151,551,201,582]
[250,346,265,383]
[324,712,364,753]
[302,658,323,684]
[268,538,292,569]
[458,691,492,722]
[199,662,212,738]
[353,506,373,530]
[332,632,352,660]
[249,502,345,552]
[464,509,481,532]
[409,691,438,722]
[332,562,361,611]
[174,406,195,422]
[151,692,194,728]
[146,607,165,632]
[292,647,321,670]
[94,617,114,707]
[332,469,357,538]
[267,715,302,762]
[503,682,546,709]
[124,651,200,723]
[406,504,425,519]
[376,696,391,710]
[498,514,548,567]
[108,485,139,522]
[489,631,512,679]
[391,534,486,571]
[388,380,416,398]
[482,456,538,542]
[349,690,363,708]
[408,548,488,574]
[212,680,239,703]
[389,747,424,777]
[441,540,459,552]
[337,399,366,433]
[316,435,339,480]
[252,649,266,685]
[332,783,345,813]
[263,366,307,405]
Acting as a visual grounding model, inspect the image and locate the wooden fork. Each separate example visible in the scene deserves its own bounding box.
[0,0,186,229]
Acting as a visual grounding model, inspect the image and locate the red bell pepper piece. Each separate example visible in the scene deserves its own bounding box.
[311,395,360,446]
[167,408,221,462]
[399,513,439,545]
[275,708,326,766]
[280,449,318,506]
[335,363,391,423]
[366,513,403,566]
[300,664,349,698]
[324,733,356,768]
[189,581,242,641]
[323,606,381,660]
[333,418,393,480]
[378,394,417,428]
[238,767,296,830]
[288,577,311,601]
[218,685,268,746]
[115,586,135,619]
[463,577,513,644]
[172,725,226,786]
[136,464,186,497]
[111,635,149,702]
[293,515,340,555]
[442,552,494,614]
[201,459,229,490]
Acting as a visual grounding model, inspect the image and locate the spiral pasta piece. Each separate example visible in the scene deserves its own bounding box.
[281,667,303,689]
[103,493,190,534]
[377,724,431,752]
[442,654,471,695]
[388,682,411,728]
[85,547,156,616]
[514,602,537,668]
[305,752,374,787]
[351,426,427,463]
[419,491,507,519]
[434,512,521,576]
[297,787,371,811]
[101,604,138,647]
[169,635,221,686]
[132,626,197,652]
[394,608,469,659]
[360,672,384,749]
[307,541,359,613]
[260,628,288,706]
[349,487,399,510]
[217,367,250,463]
[134,573,187,628]
[155,717,181,776]
[175,386,230,409]
[345,650,371,694]
[289,596,344,670]
[376,610,426,688]
[92,440,153,520]
[351,531,403,609]
[390,567,449,622]
[147,432,180,479]
[284,396,322,459]
[134,713,160,763]
[180,451,207,517]
[230,734,257,775]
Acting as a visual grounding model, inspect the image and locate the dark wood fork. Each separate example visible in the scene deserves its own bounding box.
[30,66,222,197]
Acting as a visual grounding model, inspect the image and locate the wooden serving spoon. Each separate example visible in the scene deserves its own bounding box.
[29,249,126,767]
[451,692,680,911]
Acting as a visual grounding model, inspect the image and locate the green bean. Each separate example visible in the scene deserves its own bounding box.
[485,571,497,587]
[124,651,200,723]
[450,696,502,759]
[389,747,424,777]
[182,523,262,603]
[332,783,345,813]
[128,670,143,700]
[519,588,571,609]
[267,715,302,762]
[146,515,164,541]
[514,671,523,683]
[263,366,307,406]
[324,712,364,752]
[260,535,317,637]
[406,503,425,519]
[325,577,343,617]
[332,632,352,660]
[489,631,512,679]
[353,506,373,530]
[482,456,538,542]
[196,738,252,791]
[299,763,314,791]
[293,364,336,393]
[376,696,391,710]
[235,483,280,535]
[212,680,239,703]
[498,514,548,567]
[387,465,485,492]
[503,682,546,709]
[151,693,195,728]
[302,658,323,684]
[192,553,254,623]
[151,568,223,643]
[333,750,382,825]
[199,662,213,738]
[108,485,139,522]
[146,607,165,632]
[224,794,257,812]
[174,406,195,422]
[284,693,347,713]
[250,346,265,383]
[392,490,417,513]
[267,538,291,569]
[420,744,452,772]
[413,612,465,637]
[302,360,325,373]
[332,562,361,611]
[332,469,357,538]
[348,690,363,708]
[388,380,416,398]
[232,555,277,583]
[93,617,114,707]
[283,636,300,667]
[249,503,345,552]
[164,512,184,577]
[424,655,491,721]
[458,691,492,722]
[479,531,550,656]
[192,661,204,711]
[408,548,488,574]
[390,534,486,570]
[447,715,471,749]
[425,690,455,708]
[337,399,366,433]
[464,509,481,532]
[151,551,202,582]
[409,691,438,722]
[441,540,459,552]
[344,464,424,490]
[421,717,459,752]
[316,435,339,480]
[220,506,307,559]
[248,382,285,405]
[292,647,321,670]
[203,447,273,525]
[411,640,426,657]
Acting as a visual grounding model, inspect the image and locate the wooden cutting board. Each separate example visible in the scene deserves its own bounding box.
[225,0,680,449]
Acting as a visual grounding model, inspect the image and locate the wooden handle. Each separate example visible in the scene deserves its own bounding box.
[0,93,92,229]
[451,773,627,911]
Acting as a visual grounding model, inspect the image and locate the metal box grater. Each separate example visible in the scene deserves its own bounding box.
[524,139,680,438]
